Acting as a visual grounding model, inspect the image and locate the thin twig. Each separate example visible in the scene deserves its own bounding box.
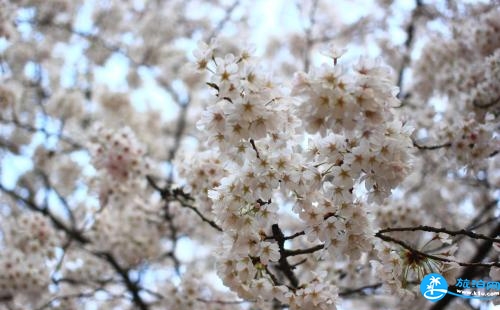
[339,283,382,297]
[284,244,324,257]
[98,252,150,310]
[207,0,240,41]
[178,201,223,232]
[395,0,423,102]
[378,225,500,244]
[375,231,500,267]
[249,138,261,159]
[413,140,452,150]
[431,222,500,310]
[0,184,89,244]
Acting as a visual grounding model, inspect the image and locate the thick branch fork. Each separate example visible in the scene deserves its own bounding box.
[270,224,325,289]
[272,224,300,288]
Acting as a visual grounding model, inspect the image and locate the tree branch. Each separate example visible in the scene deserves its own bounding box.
[0,183,89,244]
[0,117,84,149]
[178,200,223,232]
[395,0,423,102]
[378,225,500,244]
[146,178,223,232]
[98,252,149,310]
[375,230,500,267]
[249,138,261,159]
[430,221,500,310]
[473,96,500,109]
[272,224,300,288]
[284,244,324,257]
[339,283,382,297]
[207,0,240,40]
[413,140,452,150]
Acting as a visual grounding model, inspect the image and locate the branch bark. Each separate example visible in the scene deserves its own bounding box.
[272,224,300,288]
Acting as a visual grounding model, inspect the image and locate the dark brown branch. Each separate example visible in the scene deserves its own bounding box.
[160,251,181,275]
[280,216,335,241]
[284,231,306,240]
[36,169,76,227]
[375,231,500,267]
[264,264,281,287]
[249,138,261,159]
[378,225,500,244]
[465,200,497,230]
[1,183,156,310]
[178,200,223,232]
[290,258,307,268]
[146,178,223,232]
[339,283,382,297]
[0,294,13,303]
[469,216,500,231]
[430,222,500,310]
[0,117,84,149]
[146,175,166,195]
[0,184,90,244]
[413,140,452,150]
[98,252,149,310]
[272,224,300,288]
[256,198,272,206]
[395,0,423,102]
[161,201,182,276]
[1,185,151,309]
[0,136,20,154]
[473,96,500,109]
[284,244,325,257]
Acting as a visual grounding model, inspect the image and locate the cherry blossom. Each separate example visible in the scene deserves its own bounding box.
[0,1,499,310]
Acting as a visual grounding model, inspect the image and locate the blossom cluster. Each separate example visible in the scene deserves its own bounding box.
[88,125,152,206]
[412,5,500,168]
[444,114,498,167]
[87,194,166,267]
[0,213,59,302]
[294,57,414,203]
[413,6,500,106]
[175,149,228,212]
[89,125,149,184]
[87,126,166,267]
[152,269,245,310]
[179,39,415,308]
[2,0,499,309]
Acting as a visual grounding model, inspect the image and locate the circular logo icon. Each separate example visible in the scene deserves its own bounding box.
[420,273,448,302]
